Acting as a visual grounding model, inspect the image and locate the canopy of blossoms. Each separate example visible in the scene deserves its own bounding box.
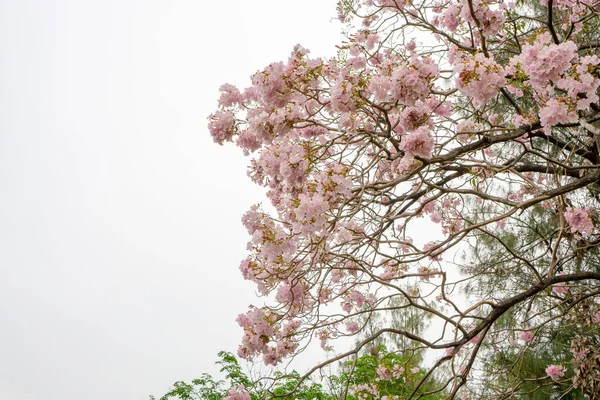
[209,0,600,397]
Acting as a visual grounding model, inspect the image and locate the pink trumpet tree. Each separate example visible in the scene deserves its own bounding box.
[209,0,600,398]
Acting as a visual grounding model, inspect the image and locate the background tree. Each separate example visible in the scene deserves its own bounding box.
[152,348,437,400]
[456,199,600,398]
[208,0,600,398]
[329,344,446,400]
[151,351,330,400]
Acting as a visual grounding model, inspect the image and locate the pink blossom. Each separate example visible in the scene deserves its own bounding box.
[366,33,378,49]
[337,227,353,243]
[346,321,360,333]
[349,291,366,308]
[369,73,394,102]
[208,110,236,144]
[400,103,433,132]
[539,99,578,135]
[556,56,600,110]
[341,301,353,313]
[460,0,505,37]
[376,365,392,380]
[370,57,438,106]
[275,281,307,311]
[422,199,442,223]
[330,79,357,112]
[224,385,251,400]
[552,283,569,294]
[316,330,334,351]
[351,383,380,397]
[218,83,243,107]
[564,207,594,237]
[455,53,506,107]
[376,0,405,7]
[571,347,589,361]
[468,333,481,345]
[520,330,534,343]
[423,241,442,260]
[418,266,439,281]
[380,264,396,280]
[456,120,481,143]
[401,126,435,158]
[440,4,461,32]
[392,364,405,378]
[296,193,329,221]
[391,66,431,106]
[545,364,566,381]
[508,192,523,202]
[250,61,290,108]
[512,114,529,128]
[518,38,577,89]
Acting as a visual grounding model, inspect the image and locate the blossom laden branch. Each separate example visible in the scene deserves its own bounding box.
[208,0,600,398]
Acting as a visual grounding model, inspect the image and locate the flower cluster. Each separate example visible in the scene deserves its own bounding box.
[236,307,300,365]
[545,364,566,381]
[564,207,594,237]
[455,53,506,107]
[223,385,251,400]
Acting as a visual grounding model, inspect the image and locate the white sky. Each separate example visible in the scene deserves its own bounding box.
[0,1,343,399]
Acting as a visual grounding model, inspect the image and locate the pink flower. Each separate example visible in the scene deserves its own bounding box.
[390,63,434,106]
[341,301,353,313]
[461,1,505,37]
[376,365,392,380]
[552,282,569,294]
[440,4,461,32]
[520,330,534,343]
[564,207,594,237]
[346,321,360,333]
[392,364,404,378]
[545,364,566,381]
[423,241,442,260]
[208,110,236,144]
[571,347,589,361]
[539,99,578,135]
[401,127,434,157]
[399,103,433,132]
[456,120,481,143]
[454,53,506,107]
[296,193,329,221]
[330,79,357,112]
[512,114,529,128]
[366,33,378,49]
[224,385,251,400]
[518,37,577,89]
[218,83,243,107]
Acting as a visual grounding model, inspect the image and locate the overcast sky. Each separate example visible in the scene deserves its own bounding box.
[0,1,342,399]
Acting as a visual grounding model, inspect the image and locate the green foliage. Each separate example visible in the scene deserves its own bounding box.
[216,351,253,391]
[151,351,332,400]
[269,371,331,400]
[461,196,600,398]
[152,347,441,400]
[330,345,445,400]
[153,374,225,400]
